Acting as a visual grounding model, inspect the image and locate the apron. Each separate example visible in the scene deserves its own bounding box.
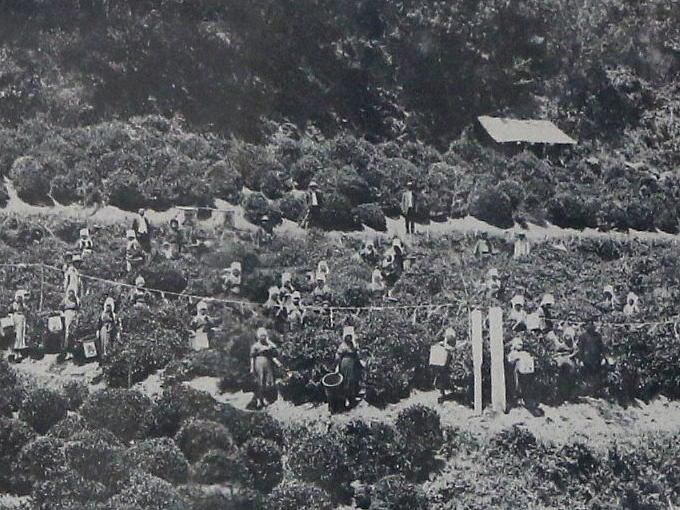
[99,317,115,357]
[63,308,78,350]
[12,312,27,350]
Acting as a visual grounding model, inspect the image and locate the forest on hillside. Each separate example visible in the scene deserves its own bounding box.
[0,0,679,231]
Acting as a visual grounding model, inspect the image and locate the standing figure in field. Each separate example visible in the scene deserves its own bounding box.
[190,300,215,351]
[64,255,83,297]
[255,215,274,247]
[359,240,380,266]
[304,181,323,229]
[78,228,94,258]
[368,268,386,297]
[312,273,332,306]
[513,231,531,259]
[125,230,146,273]
[401,181,417,235]
[165,218,184,260]
[250,327,281,409]
[509,294,527,332]
[473,232,495,258]
[223,262,242,295]
[335,326,363,410]
[538,293,556,333]
[507,337,542,415]
[598,285,619,313]
[60,288,80,359]
[132,208,152,253]
[131,276,150,308]
[96,298,117,360]
[431,327,456,403]
[623,292,640,317]
[10,290,28,363]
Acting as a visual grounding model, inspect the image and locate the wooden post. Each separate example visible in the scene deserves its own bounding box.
[470,309,483,415]
[39,265,44,312]
[489,306,506,413]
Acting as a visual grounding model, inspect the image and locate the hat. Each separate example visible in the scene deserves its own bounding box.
[627,291,638,303]
[563,326,576,339]
[79,228,90,237]
[309,181,319,188]
[603,285,614,295]
[231,261,242,271]
[526,312,541,331]
[292,291,302,300]
[364,240,374,248]
[135,276,145,287]
[126,229,136,239]
[510,294,525,307]
[197,300,209,311]
[71,254,83,263]
[317,260,329,272]
[14,289,26,300]
[138,208,145,215]
[487,268,499,278]
[316,272,327,282]
[407,181,413,186]
[444,327,456,339]
[281,272,292,284]
[392,237,403,248]
[540,293,555,306]
[343,326,355,340]
[261,215,269,221]
[256,327,268,339]
[268,286,280,297]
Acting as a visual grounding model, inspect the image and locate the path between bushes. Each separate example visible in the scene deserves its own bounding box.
[2,179,679,244]
[11,356,680,449]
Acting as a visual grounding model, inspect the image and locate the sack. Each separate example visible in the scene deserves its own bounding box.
[517,353,535,374]
[48,315,63,333]
[429,344,449,367]
[0,317,14,330]
[82,341,98,359]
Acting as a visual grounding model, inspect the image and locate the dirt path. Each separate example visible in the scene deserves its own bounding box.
[185,376,680,447]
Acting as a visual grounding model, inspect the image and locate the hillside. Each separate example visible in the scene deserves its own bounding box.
[0,1,679,233]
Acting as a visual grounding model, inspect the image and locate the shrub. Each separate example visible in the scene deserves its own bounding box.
[395,405,443,452]
[31,469,108,510]
[287,429,353,503]
[175,419,234,462]
[243,192,283,226]
[490,426,541,458]
[19,388,68,434]
[13,437,67,492]
[80,389,153,442]
[353,203,387,231]
[340,421,409,484]
[125,438,190,485]
[10,156,51,204]
[226,411,284,446]
[0,417,37,490]
[64,430,129,491]
[318,192,361,231]
[547,192,599,229]
[291,155,323,189]
[186,488,265,510]
[48,414,89,441]
[241,438,283,493]
[267,481,334,510]
[106,472,188,510]
[192,448,245,485]
[139,262,188,294]
[0,360,21,416]
[62,380,89,412]
[278,193,306,222]
[149,385,221,438]
[206,160,244,203]
[468,187,514,228]
[369,475,428,510]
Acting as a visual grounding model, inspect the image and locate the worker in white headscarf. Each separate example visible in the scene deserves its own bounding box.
[131,276,150,308]
[97,297,118,359]
[250,327,281,409]
[368,268,386,295]
[286,291,306,330]
[60,288,80,358]
[64,254,83,297]
[623,292,640,317]
[432,327,457,403]
[190,300,215,351]
[473,232,495,258]
[10,290,28,363]
[312,273,332,305]
[223,262,242,295]
[316,260,330,280]
[359,240,379,266]
[77,228,94,257]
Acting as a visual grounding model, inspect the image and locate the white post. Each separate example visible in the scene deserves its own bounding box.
[489,307,506,413]
[470,309,483,415]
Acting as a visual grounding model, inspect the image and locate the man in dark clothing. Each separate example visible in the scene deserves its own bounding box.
[304,181,323,229]
[577,319,607,396]
[401,181,417,234]
[132,208,152,252]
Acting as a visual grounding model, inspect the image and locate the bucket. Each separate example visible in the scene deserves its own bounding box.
[322,372,344,401]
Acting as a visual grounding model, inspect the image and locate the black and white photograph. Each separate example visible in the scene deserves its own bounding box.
[0,1,679,509]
